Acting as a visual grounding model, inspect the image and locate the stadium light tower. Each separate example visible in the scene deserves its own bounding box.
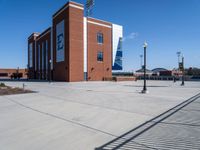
[86,0,95,17]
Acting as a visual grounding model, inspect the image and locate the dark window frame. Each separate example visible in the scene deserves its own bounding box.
[97,51,103,62]
[97,32,103,44]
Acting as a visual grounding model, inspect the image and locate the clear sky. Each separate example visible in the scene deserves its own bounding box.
[0,0,200,71]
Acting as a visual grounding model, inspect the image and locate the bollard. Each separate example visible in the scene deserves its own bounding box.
[23,83,25,91]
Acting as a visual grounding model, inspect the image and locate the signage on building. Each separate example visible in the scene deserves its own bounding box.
[56,20,65,62]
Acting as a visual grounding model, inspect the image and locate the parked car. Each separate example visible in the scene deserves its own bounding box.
[11,73,23,79]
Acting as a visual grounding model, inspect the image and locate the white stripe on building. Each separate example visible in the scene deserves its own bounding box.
[83,17,88,78]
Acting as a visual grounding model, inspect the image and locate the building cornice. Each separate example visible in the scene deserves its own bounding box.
[53,2,84,19]
[87,20,112,28]
[28,33,40,40]
[36,28,51,41]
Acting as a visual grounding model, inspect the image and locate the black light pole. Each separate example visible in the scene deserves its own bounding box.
[176,51,181,81]
[181,56,185,86]
[177,51,181,65]
[140,54,143,69]
[142,42,148,93]
[27,64,29,81]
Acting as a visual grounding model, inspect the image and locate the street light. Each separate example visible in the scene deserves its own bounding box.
[181,55,185,86]
[176,51,181,82]
[142,42,148,94]
[176,51,181,64]
[26,64,29,81]
[140,54,143,69]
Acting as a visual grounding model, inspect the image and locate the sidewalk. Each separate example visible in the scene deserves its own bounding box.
[0,81,199,150]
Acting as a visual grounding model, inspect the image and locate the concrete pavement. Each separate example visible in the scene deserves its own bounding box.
[97,92,200,150]
[0,81,199,150]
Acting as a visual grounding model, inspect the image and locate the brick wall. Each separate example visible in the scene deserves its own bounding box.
[53,1,84,82]
[87,18,112,81]
[28,1,117,82]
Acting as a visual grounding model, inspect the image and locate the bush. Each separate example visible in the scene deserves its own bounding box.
[0,83,6,87]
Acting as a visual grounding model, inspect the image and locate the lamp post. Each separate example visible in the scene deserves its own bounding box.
[176,51,181,65]
[176,51,181,81]
[142,42,148,94]
[140,54,143,69]
[181,56,185,86]
[26,64,29,81]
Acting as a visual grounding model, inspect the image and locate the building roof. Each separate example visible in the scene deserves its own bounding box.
[36,27,51,41]
[52,1,84,18]
[28,32,40,40]
[87,17,112,25]
[136,68,152,73]
[152,68,168,73]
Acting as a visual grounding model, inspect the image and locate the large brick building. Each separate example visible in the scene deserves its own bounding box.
[28,1,123,82]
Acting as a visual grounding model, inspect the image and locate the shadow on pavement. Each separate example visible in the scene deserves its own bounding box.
[95,93,200,150]
[0,79,50,83]
[124,85,169,88]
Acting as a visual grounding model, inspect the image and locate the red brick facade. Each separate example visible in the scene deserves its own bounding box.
[87,18,112,81]
[28,1,120,82]
[52,1,84,82]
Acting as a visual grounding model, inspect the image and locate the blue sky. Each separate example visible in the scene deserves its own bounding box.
[0,0,200,71]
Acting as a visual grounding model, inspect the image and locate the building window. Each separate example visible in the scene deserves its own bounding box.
[35,41,37,71]
[46,40,48,79]
[29,43,33,68]
[42,42,45,72]
[97,32,103,44]
[97,51,103,62]
[0,73,8,77]
[38,44,40,71]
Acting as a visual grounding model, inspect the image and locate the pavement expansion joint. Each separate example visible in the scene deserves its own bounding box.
[96,93,200,150]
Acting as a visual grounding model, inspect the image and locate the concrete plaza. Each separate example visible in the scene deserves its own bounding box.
[0,80,200,150]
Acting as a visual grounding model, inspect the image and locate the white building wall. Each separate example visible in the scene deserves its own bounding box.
[112,24,123,65]
[112,24,123,70]
[83,17,87,73]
